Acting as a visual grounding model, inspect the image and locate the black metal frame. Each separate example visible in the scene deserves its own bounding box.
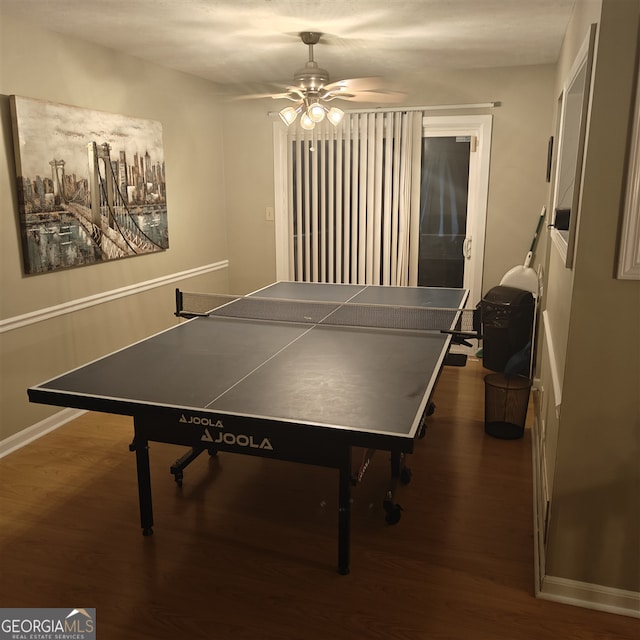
[123,406,419,575]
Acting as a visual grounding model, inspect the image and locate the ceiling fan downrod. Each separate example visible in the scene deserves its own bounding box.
[294,32,329,91]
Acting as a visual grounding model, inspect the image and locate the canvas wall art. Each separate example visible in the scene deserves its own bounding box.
[10,96,169,275]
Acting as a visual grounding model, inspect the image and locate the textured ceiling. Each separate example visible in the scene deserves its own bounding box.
[0,0,577,95]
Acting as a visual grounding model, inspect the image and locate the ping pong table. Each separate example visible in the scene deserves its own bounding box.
[28,281,469,574]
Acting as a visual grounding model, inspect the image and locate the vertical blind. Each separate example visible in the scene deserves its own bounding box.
[286,111,423,286]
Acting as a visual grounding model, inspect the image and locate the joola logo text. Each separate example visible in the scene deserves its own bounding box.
[179,414,223,428]
[201,428,273,450]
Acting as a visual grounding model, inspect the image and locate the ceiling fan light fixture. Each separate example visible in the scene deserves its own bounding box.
[326,106,344,126]
[307,102,326,123]
[279,105,300,126]
[300,112,315,131]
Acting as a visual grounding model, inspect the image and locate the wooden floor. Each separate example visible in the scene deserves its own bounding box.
[1,358,637,639]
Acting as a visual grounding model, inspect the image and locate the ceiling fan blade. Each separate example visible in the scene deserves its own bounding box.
[221,81,295,101]
[271,93,300,101]
[229,92,283,101]
[228,88,301,102]
[276,88,305,100]
[326,89,406,104]
[323,76,386,93]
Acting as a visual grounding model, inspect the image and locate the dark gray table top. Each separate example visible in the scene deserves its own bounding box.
[31,282,467,442]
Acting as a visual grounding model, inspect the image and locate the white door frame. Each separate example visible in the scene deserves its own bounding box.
[421,115,492,308]
[273,122,292,281]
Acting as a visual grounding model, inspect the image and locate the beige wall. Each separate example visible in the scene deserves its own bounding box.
[222,65,557,294]
[221,100,278,294]
[0,15,230,439]
[540,0,640,593]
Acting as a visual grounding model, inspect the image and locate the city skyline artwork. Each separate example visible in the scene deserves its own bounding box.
[9,95,169,275]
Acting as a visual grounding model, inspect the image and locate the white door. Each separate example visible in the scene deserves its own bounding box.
[420,115,492,308]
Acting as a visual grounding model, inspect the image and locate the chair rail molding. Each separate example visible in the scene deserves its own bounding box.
[0,260,229,333]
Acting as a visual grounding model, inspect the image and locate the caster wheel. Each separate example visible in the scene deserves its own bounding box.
[400,467,412,485]
[385,504,403,525]
[426,402,435,416]
[207,448,218,457]
[418,423,427,439]
[142,527,154,536]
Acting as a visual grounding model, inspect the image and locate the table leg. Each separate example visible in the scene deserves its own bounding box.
[130,429,154,536]
[337,447,351,575]
[383,450,407,525]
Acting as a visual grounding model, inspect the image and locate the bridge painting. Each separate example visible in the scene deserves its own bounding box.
[9,95,169,275]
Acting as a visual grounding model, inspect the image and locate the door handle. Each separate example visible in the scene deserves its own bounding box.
[463,236,472,259]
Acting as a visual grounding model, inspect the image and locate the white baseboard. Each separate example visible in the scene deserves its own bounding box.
[0,408,85,459]
[538,575,640,619]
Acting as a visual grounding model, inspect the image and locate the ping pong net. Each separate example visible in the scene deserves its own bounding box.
[175,288,476,336]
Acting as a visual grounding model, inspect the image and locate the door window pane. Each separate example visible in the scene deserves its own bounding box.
[418,136,470,287]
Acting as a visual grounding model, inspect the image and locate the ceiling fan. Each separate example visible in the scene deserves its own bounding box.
[273,32,404,130]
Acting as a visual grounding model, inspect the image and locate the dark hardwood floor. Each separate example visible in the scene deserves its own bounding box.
[1,358,637,639]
